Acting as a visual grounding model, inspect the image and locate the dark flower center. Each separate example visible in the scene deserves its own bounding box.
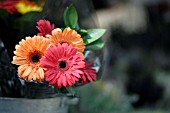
[31,54,40,63]
[60,42,68,45]
[59,61,66,68]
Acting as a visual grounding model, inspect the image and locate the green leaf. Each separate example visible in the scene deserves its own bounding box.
[67,87,75,96]
[64,4,78,28]
[78,29,88,35]
[83,29,106,45]
[79,29,87,34]
[85,39,105,50]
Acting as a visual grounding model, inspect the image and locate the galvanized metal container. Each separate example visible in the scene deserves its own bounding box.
[0,96,78,113]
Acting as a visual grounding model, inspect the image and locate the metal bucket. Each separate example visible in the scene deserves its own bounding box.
[0,96,78,113]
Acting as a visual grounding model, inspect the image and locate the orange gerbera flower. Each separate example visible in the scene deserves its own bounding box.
[47,27,85,54]
[12,36,51,82]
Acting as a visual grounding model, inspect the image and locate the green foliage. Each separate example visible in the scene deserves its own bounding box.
[83,29,106,45]
[63,5,106,51]
[78,29,88,35]
[81,29,106,50]
[64,4,78,29]
[85,39,105,50]
[67,87,75,96]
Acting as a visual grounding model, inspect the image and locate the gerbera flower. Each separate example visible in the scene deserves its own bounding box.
[40,43,85,88]
[16,0,42,14]
[12,36,51,82]
[81,61,96,84]
[47,27,85,54]
[0,0,18,14]
[36,19,55,37]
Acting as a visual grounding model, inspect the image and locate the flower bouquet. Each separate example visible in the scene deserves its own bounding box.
[0,0,106,113]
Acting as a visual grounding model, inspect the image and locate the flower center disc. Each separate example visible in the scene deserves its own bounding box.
[31,54,40,63]
[59,61,66,68]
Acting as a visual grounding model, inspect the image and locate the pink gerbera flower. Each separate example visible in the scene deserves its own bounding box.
[81,61,97,84]
[40,43,85,88]
[36,19,55,37]
[0,0,18,14]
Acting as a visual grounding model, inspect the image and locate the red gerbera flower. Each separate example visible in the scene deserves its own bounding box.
[81,61,97,84]
[36,19,55,37]
[40,43,85,88]
[0,0,18,14]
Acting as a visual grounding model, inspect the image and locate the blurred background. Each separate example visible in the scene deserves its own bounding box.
[69,0,170,113]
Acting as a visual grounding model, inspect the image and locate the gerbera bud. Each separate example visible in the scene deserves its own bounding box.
[36,19,55,37]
